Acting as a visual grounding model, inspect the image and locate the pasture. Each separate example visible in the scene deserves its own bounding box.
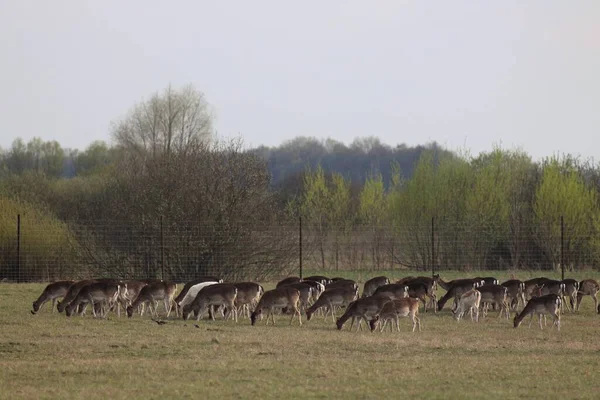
[2,270,600,399]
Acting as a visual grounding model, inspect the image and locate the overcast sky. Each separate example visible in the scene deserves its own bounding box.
[1,1,598,160]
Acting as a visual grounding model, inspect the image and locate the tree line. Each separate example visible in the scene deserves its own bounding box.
[1,84,599,281]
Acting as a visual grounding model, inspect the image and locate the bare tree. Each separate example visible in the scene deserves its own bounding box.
[111,84,213,159]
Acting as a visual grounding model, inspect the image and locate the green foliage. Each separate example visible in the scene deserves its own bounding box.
[534,156,599,267]
[0,196,81,281]
[359,173,386,225]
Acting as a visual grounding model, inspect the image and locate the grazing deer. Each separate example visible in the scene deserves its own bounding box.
[437,279,480,311]
[177,281,220,310]
[325,279,358,291]
[250,287,302,326]
[335,294,392,331]
[474,277,499,286]
[373,283,409,300]
[362,276,390,298]
[300,280,325,303]
[127,281,177,318]
[405,282,431,312]
[437,276,481,291]
[57,280,99,313]
[232,282,264,318]
[370,297,421,332]
[114,280,148,316]
[523,277,551,300]
[536,280,564,297]
[453,289,481,322]
[173,276,223,311]
[576,279,600,311]
[65,282,122,318]
[561,279,579,312]
[305,286,358,322]
[276,276,302,288]
[513,294,561,331]
[182,283,238,322]
[31,280,74,314]
[501,279,526,311]
[399,277,438,311]
[477,284,510,319]
[281,282,313,314]
[303,276,331,286]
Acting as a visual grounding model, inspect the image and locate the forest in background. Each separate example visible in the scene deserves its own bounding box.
[1,84,600,281]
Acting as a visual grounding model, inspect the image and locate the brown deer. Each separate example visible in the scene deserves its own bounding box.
[362,276,390,297]
[303,276,331,286]
[561,279,579,312]
[369,297,421,332]
[437,279,480,311]
[477,284,510,319]
[305,286,358,322]
[65,282,122,318]
[373,283,409,300]
[127,281,177,318]
[182,283,238,321]
[232,282,264,318]
[514,294,561,330]
[276,276,302,288]
[501,279,525,311]
[576,279,600,312]
[335,294,392,331]
[250,287,302,326]
[31,280,74,314]
[173,276,222,312]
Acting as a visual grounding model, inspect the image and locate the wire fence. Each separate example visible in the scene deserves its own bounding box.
[1,215,599,282]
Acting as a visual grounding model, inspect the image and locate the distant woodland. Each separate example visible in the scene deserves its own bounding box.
[2,85,600,281]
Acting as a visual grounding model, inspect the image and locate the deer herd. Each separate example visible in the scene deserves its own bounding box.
[30,274,600,333]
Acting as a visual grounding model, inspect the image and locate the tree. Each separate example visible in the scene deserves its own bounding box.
[112,84,213,160]
[534,156,598,270]
[359,173,387,269]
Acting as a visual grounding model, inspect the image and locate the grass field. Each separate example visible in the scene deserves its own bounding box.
[2,270,600,399]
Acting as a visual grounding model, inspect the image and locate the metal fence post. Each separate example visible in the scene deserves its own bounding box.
[16,214,21,283]
[560,215,564,280]
[160,215,165,281]
[299,216,303,279]
[431,216,435,277]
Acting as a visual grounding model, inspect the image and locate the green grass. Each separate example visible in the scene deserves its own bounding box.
[2,271,600,399]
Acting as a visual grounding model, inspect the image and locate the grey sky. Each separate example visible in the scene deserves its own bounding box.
[1,1,598,160]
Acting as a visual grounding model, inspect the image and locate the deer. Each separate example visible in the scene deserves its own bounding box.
[501,279,526,311]
[303,276,331,286]
[280,282,313,314]
[398,277,438,311]
[335,294,392,331]
[474,277,499,286]
[477,284,510,319]
[561,279,579,312]
[177,281,220,310]
[513,294,561,331]
[127,281,177,318]
[173,276,223,312]
[65,282,122,318]
[182,283,238,322]
[405,281,431,312]
[576,279,600,311]
[373,283,409,300]
[437,279,481,311]
[232,282,264,318]
[452,289,481,322]
[113,280,149,316]
[362,276,390,297]
[300,280,325,303]
[305,286,359,322]
[250,287,302,326]
[325,279,358,291]
[437,277,482,291]
[369,297,421,332]
[276,276,302,288]
[31,280,74,314]
[523,277,552,300]
[57,280,99,313]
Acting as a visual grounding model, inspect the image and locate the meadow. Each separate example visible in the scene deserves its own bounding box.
[1,270,600,399]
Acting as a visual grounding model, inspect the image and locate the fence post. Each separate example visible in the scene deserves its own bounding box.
[16,214,21,283]
[160,215,165,281]
[431,216,435,277]
[560,215,564,280]
[299,216,303,279]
